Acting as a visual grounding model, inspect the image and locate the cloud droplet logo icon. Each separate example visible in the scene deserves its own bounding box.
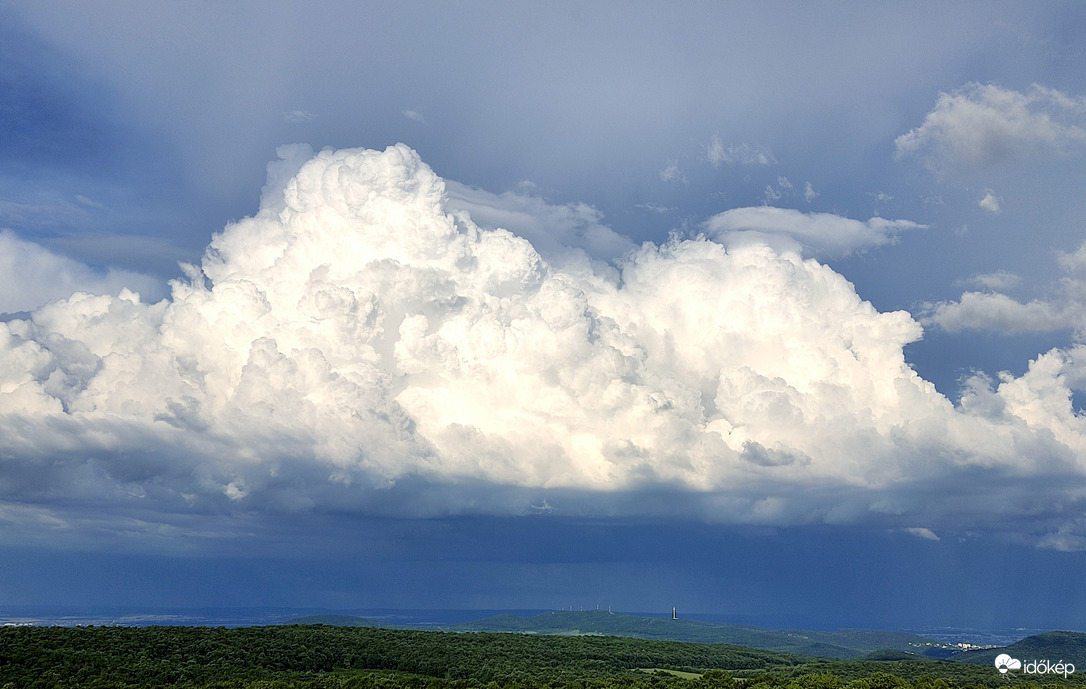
[995,654,1021,674]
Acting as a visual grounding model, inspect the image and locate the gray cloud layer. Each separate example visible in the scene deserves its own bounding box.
[3,145,1086,548]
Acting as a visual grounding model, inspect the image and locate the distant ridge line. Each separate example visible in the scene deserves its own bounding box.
[284,609,972,660]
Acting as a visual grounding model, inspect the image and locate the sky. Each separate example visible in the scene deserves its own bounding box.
[3,1,1086,632]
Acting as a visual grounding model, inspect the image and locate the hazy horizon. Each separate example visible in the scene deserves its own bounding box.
[1,603,1071,647]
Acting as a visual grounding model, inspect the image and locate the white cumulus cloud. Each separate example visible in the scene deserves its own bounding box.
[978,190,1001,213]
[3,145,1086,547]
[0,230,163,313]
[895,83,1086,174]
[925,239,1086,336]
[959,270,1021,291]
[923,292,1067,334]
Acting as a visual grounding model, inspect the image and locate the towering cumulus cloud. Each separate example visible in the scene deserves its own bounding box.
[2,145,1086,542]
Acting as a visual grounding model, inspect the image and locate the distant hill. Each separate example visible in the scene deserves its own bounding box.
[287,609,1060,661]
[285,614,382,627]
[950,631,1086,665]
[440,610,947,659]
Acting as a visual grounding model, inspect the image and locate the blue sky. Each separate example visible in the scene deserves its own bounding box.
[4,1,1086,631]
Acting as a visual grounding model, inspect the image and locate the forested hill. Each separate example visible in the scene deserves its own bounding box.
[0,624,804,688]
[4,623,1084,689]
[288,614,383,627]
[950,631,1086,665]
[289,610,949,659]
[450,611,943,658]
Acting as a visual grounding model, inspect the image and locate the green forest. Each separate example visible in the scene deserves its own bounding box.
[1,624,1082,689]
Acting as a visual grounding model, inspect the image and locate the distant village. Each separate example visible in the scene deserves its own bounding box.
[915,640,1000,652]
